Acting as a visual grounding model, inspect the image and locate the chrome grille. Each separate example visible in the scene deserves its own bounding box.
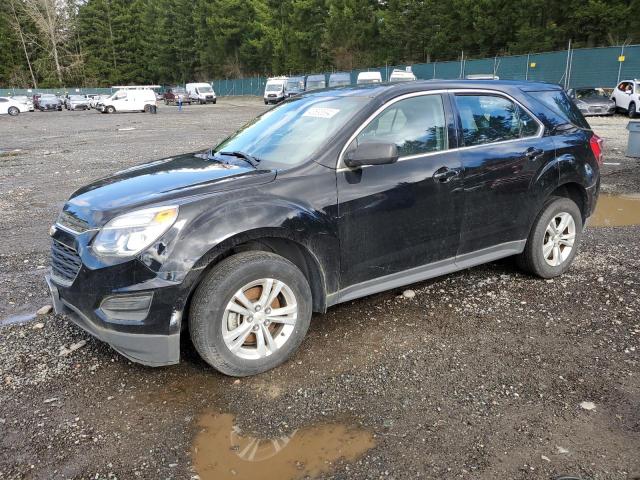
[51,240,82,284]
[57,211,90,233]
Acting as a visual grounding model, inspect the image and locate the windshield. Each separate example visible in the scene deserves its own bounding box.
[198,86,213,93]
[306,80,325,89]
[70,95,85,100]
[575,88,608,99]
[213,96,368,169]
[286,80,303,91]
[265,83,283,92]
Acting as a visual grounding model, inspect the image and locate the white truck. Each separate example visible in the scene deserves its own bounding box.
[186,83,217,104]
[263,77,287,104]
[97,88,157,114]
[356,71,382,85]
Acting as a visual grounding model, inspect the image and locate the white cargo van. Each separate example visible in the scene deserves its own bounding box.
[186,83,217,104]
[264,77,287,104]
[356,71,382,84]
[98,89,156,113]
[389,68,416,83]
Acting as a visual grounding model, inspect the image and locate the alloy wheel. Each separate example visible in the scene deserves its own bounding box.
[222,278,298,360]
[542,212,576,267]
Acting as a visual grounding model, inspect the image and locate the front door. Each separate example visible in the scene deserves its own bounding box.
[337,92,464,290]
[452,92,555,255]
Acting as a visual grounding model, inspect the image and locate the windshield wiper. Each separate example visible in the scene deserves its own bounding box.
[217,150,261,167]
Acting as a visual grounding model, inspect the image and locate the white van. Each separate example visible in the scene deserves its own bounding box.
[98,89,157,113]
[264,77,287,105]
[356,71,382,85]
[389,68,416,83]
[186,83,217,104]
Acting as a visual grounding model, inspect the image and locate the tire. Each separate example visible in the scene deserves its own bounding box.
[264,100,268,105]
[190,251,312,377]
[213,99,216,104]
[106,106,115,114]
[628,102,637,118]
[7,106,19,116]
[516,196,582,278]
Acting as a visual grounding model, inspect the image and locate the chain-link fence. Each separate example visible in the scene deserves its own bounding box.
[2,44,639,98]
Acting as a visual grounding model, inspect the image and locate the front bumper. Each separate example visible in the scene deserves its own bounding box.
[47,275,179,366]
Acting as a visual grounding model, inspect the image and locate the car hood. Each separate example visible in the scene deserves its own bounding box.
[578,97,614,105]
[64,152,276,227]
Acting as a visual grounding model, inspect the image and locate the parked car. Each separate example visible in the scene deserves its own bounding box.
[357,71,382,84]
[567,87,615,116]
[305,74,326,91]
[611,79,639,117]
[97,89,156,113]
[164,87,191,105]
[285,77,305,97]
[89,94,109,109]
[46,80,601,377]
[0,97,28,116]
[37,94,62,111]
[186,83,217,104]
[65,95,91,111]
[389,68,417,83]
[263,77,287,104]
[11,95,34,112]
[328,72,351,88]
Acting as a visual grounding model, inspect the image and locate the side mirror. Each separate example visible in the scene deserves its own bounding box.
[344,142,399,168]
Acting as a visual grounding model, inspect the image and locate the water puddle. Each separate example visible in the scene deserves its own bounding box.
[0,311,36,326]
[590,194,640,227]
[193,412,375,480]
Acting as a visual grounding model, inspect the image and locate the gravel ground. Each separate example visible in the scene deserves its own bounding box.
[0,102,639,480]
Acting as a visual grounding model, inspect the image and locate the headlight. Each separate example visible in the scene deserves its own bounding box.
[92,206,178,257]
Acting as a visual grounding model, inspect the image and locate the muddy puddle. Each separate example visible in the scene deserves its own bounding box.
[193,412,375,480]
[590,194,640,227]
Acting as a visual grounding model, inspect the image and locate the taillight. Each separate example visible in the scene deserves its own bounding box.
[590,134,604,166]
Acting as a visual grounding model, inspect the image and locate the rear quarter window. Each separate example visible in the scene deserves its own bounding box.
[527,89,590,129]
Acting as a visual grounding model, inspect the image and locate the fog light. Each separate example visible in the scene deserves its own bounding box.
[99,293,153,322]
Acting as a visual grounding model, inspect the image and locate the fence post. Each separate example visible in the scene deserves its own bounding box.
[617,44,626,84]
[525,53,530,80]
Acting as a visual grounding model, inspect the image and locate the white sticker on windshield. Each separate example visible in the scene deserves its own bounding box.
[303,107,340,119]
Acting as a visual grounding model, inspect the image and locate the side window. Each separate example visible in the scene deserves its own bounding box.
[455,94,539,147]
[0,98,8,103]
[356,95,448,156]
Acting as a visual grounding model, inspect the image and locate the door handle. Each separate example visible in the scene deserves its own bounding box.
[433,167,460,183]
[524,147,544,160]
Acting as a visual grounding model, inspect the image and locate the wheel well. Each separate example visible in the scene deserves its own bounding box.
[188,235,327,315]
[551,183,587,221]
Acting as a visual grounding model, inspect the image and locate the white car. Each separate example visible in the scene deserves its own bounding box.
[11,96,35,112]
[0,97,28,116]
[611,79,639,118]
[356,71,382,85]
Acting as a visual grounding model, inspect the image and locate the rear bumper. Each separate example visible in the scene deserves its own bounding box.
[46,273,181,367]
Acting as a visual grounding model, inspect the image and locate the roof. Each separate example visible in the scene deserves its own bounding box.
[304,79,563,99]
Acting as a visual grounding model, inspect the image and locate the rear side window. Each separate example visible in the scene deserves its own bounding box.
[454,94,540,147]
[527,89,590,129]
[356,94,448,156]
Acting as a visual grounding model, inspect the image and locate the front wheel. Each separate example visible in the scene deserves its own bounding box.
[190,251,312,377]
[8,106,19,116]
[105,106,115,114]
[517,197,582,278]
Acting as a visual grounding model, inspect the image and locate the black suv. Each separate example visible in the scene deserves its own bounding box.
[47,80,602,376]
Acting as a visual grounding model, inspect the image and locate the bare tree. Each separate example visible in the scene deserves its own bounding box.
[8,0,38,88]
[21,0,72,85]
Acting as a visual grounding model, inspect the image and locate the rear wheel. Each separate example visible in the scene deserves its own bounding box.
[629,102,637,118]
[7,106,19,116]
[517,197,582,278]
[190,251,312,377]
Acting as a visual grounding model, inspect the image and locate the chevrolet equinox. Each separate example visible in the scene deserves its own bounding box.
[47,80,602,376]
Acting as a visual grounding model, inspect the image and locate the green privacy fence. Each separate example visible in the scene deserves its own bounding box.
[2,45,639,98]
[0,86,114,97]
[210,44,640,97]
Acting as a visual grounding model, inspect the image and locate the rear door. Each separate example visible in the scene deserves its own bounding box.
[452,92,554,255]
[337,92,464,289]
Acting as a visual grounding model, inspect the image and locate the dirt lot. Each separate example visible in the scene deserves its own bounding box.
[0,100,639,480]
